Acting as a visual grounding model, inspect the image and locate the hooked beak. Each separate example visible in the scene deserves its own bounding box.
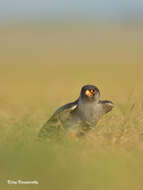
[85,90,92,97]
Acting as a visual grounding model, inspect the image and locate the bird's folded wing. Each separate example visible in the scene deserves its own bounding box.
[100,100,114,114]
[38,100,78,139]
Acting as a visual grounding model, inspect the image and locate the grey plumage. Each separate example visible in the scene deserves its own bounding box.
[38,85,114,139]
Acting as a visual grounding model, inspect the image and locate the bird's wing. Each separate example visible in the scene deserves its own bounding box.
[38,100,79,139]
[53,100,78,116]
[100,100,114,114]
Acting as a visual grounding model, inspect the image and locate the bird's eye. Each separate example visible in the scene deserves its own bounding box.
[91,89,95,94]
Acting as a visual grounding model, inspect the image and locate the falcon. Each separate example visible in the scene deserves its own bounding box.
[38,85,114,139]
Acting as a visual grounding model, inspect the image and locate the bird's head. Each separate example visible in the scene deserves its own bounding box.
[80,85,100,103]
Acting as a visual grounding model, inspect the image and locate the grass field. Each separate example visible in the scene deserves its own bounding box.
[0,22,143,189]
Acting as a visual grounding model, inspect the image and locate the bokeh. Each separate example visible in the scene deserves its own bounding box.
[0,1,143,190]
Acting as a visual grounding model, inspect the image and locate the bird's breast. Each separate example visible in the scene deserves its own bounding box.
[79,102,103,124]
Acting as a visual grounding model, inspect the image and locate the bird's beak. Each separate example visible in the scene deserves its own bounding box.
[85,90,92,97]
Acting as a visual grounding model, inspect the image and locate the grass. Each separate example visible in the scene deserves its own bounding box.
[0,104,143,190]
[0,22,143,189]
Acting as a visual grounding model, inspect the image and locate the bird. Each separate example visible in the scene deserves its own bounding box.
[38,85,114,139]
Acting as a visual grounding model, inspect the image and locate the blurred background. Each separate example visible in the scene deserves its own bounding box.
[0,0,143,115]
[1,2,143,190]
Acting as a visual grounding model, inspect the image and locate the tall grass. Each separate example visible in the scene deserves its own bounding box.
[0,101,143,190]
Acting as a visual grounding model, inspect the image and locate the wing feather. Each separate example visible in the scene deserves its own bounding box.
[38,100,78,139]
[100,100,114,114]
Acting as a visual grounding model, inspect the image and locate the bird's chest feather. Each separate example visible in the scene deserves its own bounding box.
[79,102,103,123]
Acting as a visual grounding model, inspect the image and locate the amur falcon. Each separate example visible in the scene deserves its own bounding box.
[38,85,114,139]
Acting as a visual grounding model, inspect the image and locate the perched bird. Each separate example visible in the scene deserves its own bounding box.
[38,85,114,139]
